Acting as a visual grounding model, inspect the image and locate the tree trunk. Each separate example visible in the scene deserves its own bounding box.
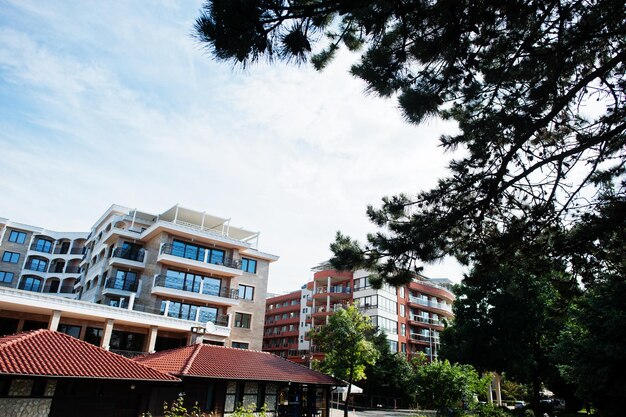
[532,373,541,416]
[344,370,353,417]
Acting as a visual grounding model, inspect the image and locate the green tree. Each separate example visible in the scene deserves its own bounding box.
[440,249,578,412]
[195,2,626,414]
[310,305,379,417]
[413,359,489,414]
[554,198,626,417]
[195,0,626,287]
[363,331,416,407]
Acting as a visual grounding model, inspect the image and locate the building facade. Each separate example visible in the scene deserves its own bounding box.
[0,217,87,303]
[0,204,277,354]
[263,265,454,364]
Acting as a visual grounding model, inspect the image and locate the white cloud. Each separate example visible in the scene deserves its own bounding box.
[0,1,466,292]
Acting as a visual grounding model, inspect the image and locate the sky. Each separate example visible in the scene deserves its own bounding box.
[0,0,466,293]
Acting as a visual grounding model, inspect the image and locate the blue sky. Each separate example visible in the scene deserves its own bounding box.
[0,0,464,292]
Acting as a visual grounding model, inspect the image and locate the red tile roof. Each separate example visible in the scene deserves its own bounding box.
[135,344,340,386]
[0,329,178,382]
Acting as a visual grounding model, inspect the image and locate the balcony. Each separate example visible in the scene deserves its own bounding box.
[157,244,243,277]
[408,295,453,313]
[24,262,48,273]
[409,333,440,344]
[65,265,81,274]
[151,274,239,307]
[102,277,139,297]
[29,243,53,254]
[109,247,147,269]
[312,286,352,300]
[409,314,444,327]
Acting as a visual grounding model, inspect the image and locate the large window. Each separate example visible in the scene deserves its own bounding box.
[0,271,13,283]
[58,324,81,339]
[198,306,219,324]
[372,315,398,335]
[202,276,222,296]
[33,238,53,253]
[8,230,27,244]
[171,240,225,265]
[160,300,221,324]
[163,300,198,321]
[110,330,145,352]
[232,341,249,349]
[164,269,222,296]
[2,251,20,264]
[238,284,254,301]
[234,312,251,328]
[21,276,43,292]
[109,270,138,291]
[241,258,257,273]
[26,258,48,272]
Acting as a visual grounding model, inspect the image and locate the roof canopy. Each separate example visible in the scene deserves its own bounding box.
[135,344,341,386]
[0,330,178,382]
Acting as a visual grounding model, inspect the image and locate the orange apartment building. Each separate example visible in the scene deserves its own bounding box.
[263,265,455,365]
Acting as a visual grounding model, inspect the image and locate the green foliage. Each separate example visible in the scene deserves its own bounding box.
[161,394,214,417]
[500,377,529,402]
[198,2,626,415]
[231,403,267,417]
[440,254,578,407]
[196,0,626,290]
[555,278,626,417]
[363,330,416,405]
[472,404,512,417]
[310,305,379,417]
[413,359,490,412]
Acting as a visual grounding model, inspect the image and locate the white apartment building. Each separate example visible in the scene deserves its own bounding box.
[0,204,278,354]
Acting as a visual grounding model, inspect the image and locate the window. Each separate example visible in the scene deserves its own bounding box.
[84,327,103,346]
[0,271,14,283]
[400,304,406,317]
[401,323,406,336]
[109,270,138,291]
[234,312,251,328]
[8,230,27,244]
[58,324,81,339]
[241,258,257,273]
[202,276,222,296]
[232,341,249,349]
[2,251,20,263]
[33,238,53,253]
[21,276,42,292]
[26,258,48,272]
[372,316,398,335]
[162,300,198,321]
[238,284,254,301]
[388,340,398,353]
[171,240,226,266]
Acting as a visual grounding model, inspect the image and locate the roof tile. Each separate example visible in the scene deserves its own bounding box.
[0,329,178,382]
[135,344,340,385]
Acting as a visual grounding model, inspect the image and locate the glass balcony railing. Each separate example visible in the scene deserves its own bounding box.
[153,274,238,300]
[105,277,138,292]
[160,244,240,269]
[112,247,145,263]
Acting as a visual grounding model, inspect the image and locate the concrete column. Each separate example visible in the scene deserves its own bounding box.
[100,319,114,350]
[16,319,24,333]
[48,310,62,331]
[78,325,87,341]
[144,326,158,353]
[128,293,136,310]
[488,374,494,403]
[494,372,502,406]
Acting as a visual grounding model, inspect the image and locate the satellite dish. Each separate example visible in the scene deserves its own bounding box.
[205,322,217,334]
